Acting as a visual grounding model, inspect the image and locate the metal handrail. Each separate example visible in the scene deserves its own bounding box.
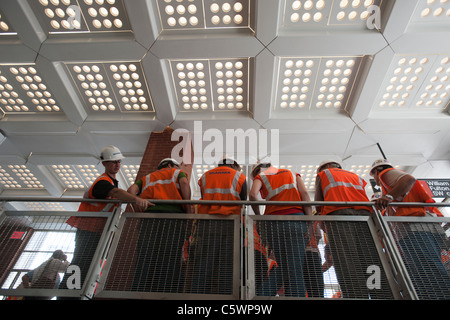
[1,197,449,207]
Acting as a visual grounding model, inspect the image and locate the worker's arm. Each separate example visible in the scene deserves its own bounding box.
[314,176,324,214]
[179,176,193,213]
[374,172,416,210]
[110,187,153,210]
[249,179,263,215]
[296,175,312,215]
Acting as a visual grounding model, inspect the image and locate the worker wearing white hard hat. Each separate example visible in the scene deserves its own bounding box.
[249,158,312,297]
[61,146,151,296]
[314,158,377,299]
[100,145,125,162]
[370,158,450,299]
[196,155,246,215]
[369,158,393,177]
[191,156,247,293]
[127,157,192,293]
[128,157,191,214]
[157,158,181,170]
[250,157,272,179]
[317,159,342,173]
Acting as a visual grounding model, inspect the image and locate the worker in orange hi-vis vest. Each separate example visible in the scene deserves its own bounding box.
[127,158,192,293]
[190,157,246,294]
[314,159,386,299]
[249,158,312,297]
[60,146,151,298]
[370,158,450,299]
[197,157,247,215]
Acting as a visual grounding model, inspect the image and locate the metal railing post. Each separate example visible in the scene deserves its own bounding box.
[370,207,419,300]
[80,205,123,300]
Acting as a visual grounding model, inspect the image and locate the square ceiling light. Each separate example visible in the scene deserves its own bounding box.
[274,56,363,112]
[282,0,384,28]
[32,0,131,33]
[0,165,44,190]
[170,58,250,112]
[48,164,99,190]
[66,61,154,113]
[374,54,449,112]
[410,0,450,23]
[0,64,62,115]
[157,0,252,30]
[48,164,140,191]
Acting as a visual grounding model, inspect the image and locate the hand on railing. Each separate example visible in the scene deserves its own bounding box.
[374,194,394,211]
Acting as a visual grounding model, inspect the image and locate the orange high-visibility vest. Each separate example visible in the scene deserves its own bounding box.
[140,167,183,201]
[256,167,304,215]
[197,166,246,215]
[318,168,371,215]
[66,173,117,233]
[378,168,433,216]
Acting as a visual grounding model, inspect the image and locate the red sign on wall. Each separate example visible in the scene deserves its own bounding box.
[10,231,26,240]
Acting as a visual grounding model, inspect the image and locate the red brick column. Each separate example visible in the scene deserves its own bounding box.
[136,126,193,182]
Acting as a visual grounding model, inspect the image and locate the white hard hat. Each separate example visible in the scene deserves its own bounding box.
[158,158,180,169]
[100,145,125,161]
[370,159,393,176]
[317,159,341,173]
[219,156,239,166]
[251,157,271,179]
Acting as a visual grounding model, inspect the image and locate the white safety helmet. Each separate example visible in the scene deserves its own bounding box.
[158,158,181,169]
[219,156,239,167]
[369,159,393,176]
[251,157,271,179]
[317,159,341,173]
[100,145,125,161]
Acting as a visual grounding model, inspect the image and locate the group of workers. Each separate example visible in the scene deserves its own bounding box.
[60,145,449,299]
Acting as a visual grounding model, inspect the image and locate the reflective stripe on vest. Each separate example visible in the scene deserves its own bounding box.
[322,169,364,197]
[201,170,242,199]
[79,173,117,212]
[142,168,181,193]
[259,169,296,200]
[81,190,114,212]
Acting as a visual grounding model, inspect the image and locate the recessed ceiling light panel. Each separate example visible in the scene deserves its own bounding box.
[170,58,249,112]
[0,64,62,114]
[211,59,249,111]
[66,62,154,113]
[374,54,449,111]
[411,0,450,22]
[157,0,251,30]
[48,164,101,190]
[33,0,131,33]
[412,55,450,110]
[205,0,250,28]
[158,0,205,29]
[78,0,131,31]
[283,0,383,27]
[0,165,44,189]
[275,56,362,112]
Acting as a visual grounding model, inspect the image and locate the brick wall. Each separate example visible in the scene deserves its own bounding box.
[135,126,193,181]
